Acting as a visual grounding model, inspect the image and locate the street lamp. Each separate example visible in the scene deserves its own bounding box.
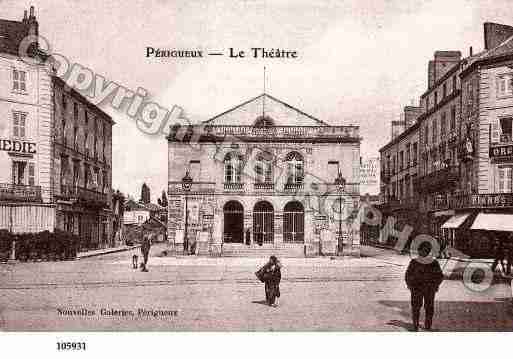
[334,171,346,255]
[182,170,193,255]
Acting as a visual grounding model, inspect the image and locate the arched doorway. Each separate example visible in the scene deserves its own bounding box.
[223,201,244,243]
[253,201,274,245]
[284,201,304,243]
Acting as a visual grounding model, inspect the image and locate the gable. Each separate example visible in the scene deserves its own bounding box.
[203,94,327,126]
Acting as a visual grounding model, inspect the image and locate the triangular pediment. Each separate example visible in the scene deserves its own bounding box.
[202,94,327,126]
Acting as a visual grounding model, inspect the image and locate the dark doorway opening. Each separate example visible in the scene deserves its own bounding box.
[223,201,244,243]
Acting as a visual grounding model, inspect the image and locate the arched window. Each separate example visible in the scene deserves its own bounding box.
[254,152,273,183]
[285,151,304,185]
[224,152,243,183]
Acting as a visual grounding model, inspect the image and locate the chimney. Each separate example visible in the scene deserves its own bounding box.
[432,51,461,84]
[403,106,422,128]
[23,10,28,22]
[27,6,39,37]
[470,46,473,57]
[484,23,513,50]
[428,60,435,88]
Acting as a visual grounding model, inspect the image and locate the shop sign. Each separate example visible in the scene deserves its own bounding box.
[0,139,36,154]
[489,144,513,159]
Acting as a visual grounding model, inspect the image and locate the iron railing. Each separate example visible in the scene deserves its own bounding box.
[59,184,108,206]
[0,183,42,202]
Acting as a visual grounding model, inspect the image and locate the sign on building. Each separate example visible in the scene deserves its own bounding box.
[360,157,379,185]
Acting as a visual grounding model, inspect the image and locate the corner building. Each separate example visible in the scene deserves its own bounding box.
[0,8,115,250]
[167,94,361,257]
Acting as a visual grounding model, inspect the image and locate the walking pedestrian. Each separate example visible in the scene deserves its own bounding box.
[491,239,506,275]
[437,236,447,259]
[505,243,512,276]
[141,233,152,272]
[405,241,444,331]
[255,255,282,307]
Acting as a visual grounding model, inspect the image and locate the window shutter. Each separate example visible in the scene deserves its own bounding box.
[20,114,26,138]
[13,70,18,91]
[499,167,505,193]
[491,119,500,144]
[506,167,513,193]
[28,163,35,186]
[13,113,19,137]
[20,71,26,91]
[12,162,17,184]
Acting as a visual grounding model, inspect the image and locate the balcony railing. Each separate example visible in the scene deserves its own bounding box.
[224,182,244,190]
[284,182,304,191]
[379,196,418,211]
[253,182,275,190]
[381,170,391,183]
[59,184,108,207]
[168,182,216,194]
[426,193,513,211]
[196,125,360,141]
[323,182,360,195]
[0,183,42,202]
[414,166,458,193]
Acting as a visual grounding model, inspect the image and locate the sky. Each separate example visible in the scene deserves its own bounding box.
[3,0,513,200]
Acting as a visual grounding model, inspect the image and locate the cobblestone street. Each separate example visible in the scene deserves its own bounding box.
[1,246,512,331]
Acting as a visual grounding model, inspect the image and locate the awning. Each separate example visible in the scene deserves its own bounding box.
[441,213,472,229]
[470,213,513,232]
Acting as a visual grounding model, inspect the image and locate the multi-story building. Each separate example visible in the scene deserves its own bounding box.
[377,106,422,244]
[416,51,463,235]
[167,94,361,256]
[52,77,114,250]
[0,7,115,250]
[434,23,513,256]
[377,22,513,257]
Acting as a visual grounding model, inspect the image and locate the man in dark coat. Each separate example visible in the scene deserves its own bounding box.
[140,234,152,272]
[405,241,444,331]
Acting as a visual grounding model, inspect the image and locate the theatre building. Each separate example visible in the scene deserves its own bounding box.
[167,94,361,256]
[0,7,114,250]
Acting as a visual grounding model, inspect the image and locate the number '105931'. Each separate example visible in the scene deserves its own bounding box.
[57,342,86,351]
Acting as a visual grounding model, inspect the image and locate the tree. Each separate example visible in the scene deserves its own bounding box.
[160,190,168,207]
[140,183,150,204]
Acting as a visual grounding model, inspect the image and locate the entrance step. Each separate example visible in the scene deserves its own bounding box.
[220,244,306,258]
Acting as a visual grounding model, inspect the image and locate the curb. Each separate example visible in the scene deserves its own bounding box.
[78,245,141,259]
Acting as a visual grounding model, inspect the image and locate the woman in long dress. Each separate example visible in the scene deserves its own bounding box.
[258,255,281,307]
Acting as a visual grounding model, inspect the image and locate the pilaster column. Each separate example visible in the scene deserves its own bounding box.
[274,211,283,246]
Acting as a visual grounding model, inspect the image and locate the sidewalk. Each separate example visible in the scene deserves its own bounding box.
[77,244,140,259]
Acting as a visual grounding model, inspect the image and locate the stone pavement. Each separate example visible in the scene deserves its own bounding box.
[0,245,511,331]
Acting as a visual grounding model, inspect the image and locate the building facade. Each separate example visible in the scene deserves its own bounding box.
[377,22,513,257]
[167,94,361,256]
[0,7,115,251]
[416,51,464,236]
[377,107,422,245]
